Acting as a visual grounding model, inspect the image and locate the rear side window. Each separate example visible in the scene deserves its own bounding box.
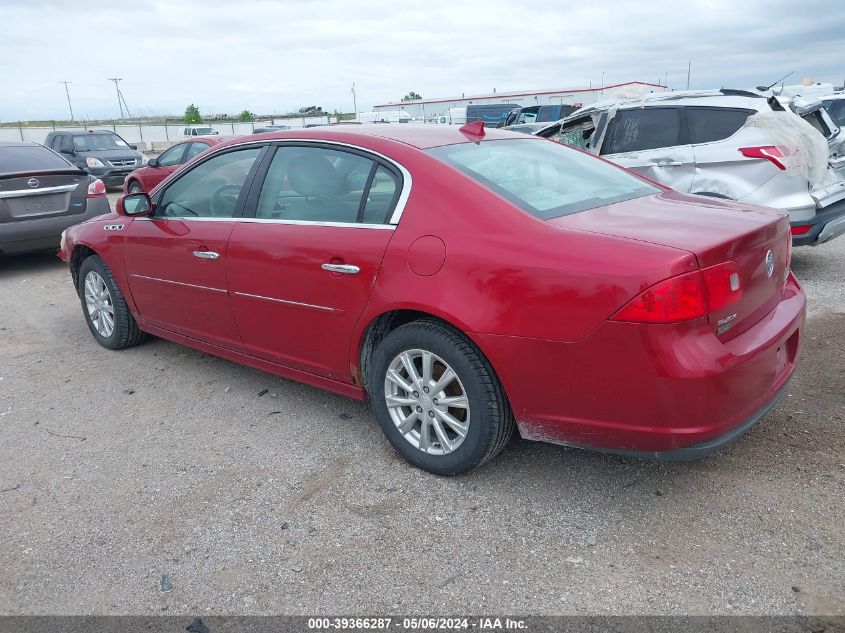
[687,107,753,144]
[0,145,74,175]
[428,139,658,221]
[185,142,209,161]
[255,146,399,224]
[603,108,682,154]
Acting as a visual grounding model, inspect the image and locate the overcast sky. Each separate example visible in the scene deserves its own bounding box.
[1,0,843,121]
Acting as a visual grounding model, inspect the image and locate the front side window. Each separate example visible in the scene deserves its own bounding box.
[687,107,753,144]
[427,139,657,221]
[157,147,261,218]
[255,146,398,224]
[156,143,187,167]
[602,108,682,154]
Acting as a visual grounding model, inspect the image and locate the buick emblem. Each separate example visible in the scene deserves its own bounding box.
[765,250,774,278]
[27,178,39,188]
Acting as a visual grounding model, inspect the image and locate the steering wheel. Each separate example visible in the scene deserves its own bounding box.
[209,184,242,216]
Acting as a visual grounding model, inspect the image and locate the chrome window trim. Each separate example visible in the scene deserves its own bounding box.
[129,273,226,294]
[134,216,237,222]
[238,217,395,230]
[144,137,412,227]
[0,183,79,199]
[232,291,340,313]
[133,216,393,230]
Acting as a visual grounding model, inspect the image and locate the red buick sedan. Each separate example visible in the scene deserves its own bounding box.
[123,136,231,194]
[59,124,805,475]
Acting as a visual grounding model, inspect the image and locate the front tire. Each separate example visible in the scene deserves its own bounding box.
[78,255,146,350]
[127,181,144,194]
[369,319,514,475]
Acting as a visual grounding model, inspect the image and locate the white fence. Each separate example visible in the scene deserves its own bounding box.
[0,115,334,150]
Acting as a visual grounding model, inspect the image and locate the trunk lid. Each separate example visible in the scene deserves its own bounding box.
[551,190,790,337]
[0,172,89,223]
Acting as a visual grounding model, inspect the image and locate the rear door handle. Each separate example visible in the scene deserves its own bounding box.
[193,250,220,260]
[321,263,360,274]
[656,161,683,166]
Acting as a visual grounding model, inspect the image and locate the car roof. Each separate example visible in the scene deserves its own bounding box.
[229,123,527,150]
[578,90,765,115]
[53,129,119,136]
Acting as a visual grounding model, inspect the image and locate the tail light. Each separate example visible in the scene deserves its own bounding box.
[790,224,811,236]
[87,179,106,198]
[739,146,788,170]
[785,227,792,282]
[611,262,743,324]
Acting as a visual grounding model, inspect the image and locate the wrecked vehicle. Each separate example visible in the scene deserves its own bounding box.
[822,92,845,128]
[538,89,845,246]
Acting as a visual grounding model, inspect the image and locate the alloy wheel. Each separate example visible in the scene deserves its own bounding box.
[384,349,470,455]
[84,271,115,338]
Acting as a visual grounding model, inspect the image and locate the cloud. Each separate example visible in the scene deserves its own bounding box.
[1,0,843,120]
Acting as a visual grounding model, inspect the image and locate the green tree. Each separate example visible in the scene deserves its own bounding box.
[184,104,201,124]
[401,91,422,102]
[238,109,255,122]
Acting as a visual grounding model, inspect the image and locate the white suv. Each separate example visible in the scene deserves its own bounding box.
[182,125,219,138]
[539,89,845,246]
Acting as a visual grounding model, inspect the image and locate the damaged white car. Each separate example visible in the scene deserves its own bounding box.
[538,89,845,246]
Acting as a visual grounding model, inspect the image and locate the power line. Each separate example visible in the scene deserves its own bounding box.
[60,81,74,122]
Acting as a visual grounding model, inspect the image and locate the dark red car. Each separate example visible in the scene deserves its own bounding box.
[59,125,805,475]
[123,136,232,194]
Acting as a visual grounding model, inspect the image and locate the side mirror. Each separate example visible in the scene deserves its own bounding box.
[129,144,138,150]
[148,158,159,168]
[117,192,153,217]
[60,148,75,155]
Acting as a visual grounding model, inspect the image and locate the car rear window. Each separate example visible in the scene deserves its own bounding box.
[0,145,75,175]
[687,107,754,144]
[427,139,658,220]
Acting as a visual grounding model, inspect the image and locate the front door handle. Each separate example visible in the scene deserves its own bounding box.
[656,161,683,166]
[193,250,220,260]
[321,263,360,275]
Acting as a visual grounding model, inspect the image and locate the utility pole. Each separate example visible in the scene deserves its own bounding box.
[351,82,358,115]
[60,81,74,122]
[108,78,125,120]
[686,62,691,90]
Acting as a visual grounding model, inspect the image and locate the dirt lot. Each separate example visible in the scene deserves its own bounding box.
[0,212,842,615]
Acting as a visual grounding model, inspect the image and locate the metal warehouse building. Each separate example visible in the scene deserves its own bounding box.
[373,81,666,120]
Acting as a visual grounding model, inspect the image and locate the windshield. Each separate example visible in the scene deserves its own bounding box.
[427,139,658,220]
[822,99,845,127]
[193,128,215,135]
[72,133,131,152]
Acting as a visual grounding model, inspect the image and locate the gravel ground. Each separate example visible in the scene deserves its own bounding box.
[0,208,842,616]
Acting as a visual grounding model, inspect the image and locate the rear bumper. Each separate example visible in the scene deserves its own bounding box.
[474,273,806,456]
[0,197,110,255]
[791,198,845,246]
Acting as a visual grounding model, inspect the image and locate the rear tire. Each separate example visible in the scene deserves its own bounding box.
[78,255,147,350]
[369,319,514,475]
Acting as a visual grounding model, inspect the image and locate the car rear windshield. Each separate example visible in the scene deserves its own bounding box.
[72,133,131,151]
[0,145,75,175]
[427,139,658,220]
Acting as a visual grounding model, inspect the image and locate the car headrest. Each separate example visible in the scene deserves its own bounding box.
[288,153,342,197]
